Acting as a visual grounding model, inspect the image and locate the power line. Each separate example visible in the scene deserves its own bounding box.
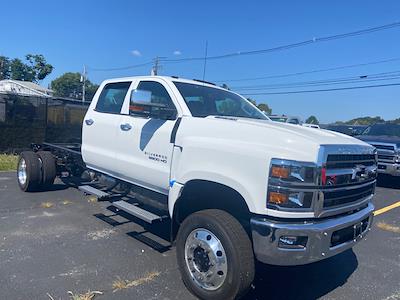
[241,82,400,95]
[232,70,400,90]
[88,61,153,72]
[235,75,400,91]
[160,22,400,63]
[214,57,400,83]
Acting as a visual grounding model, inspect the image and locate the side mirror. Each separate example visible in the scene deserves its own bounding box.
[129,89,176,120]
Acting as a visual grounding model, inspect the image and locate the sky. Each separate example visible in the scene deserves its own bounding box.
[1,0,400,123]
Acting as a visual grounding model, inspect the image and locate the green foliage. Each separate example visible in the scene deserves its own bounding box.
[257,103,272,115]
[246,98,257,105]
[246,98,272,115]
[0,54,53,82]
[25,54,53,81]
[305,115,319,124]
[337,116,385,125]
[388,118,400,124]
[51,72,99,101]
[0,56,11,80]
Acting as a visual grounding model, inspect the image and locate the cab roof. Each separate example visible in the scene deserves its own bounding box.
[102,75,222,90]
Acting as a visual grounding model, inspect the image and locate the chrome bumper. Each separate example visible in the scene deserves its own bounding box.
[377,162,400,176]
[251,203,374,266]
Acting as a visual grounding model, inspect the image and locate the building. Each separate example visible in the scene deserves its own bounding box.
[0,79,53,97]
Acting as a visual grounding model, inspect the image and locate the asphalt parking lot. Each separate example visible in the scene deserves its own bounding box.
[0,172,399,300]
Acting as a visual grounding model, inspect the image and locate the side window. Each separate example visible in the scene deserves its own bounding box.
[137,81,176,110]
[96,82,131,114]
[288,118,299,124]
[133,81,177,120]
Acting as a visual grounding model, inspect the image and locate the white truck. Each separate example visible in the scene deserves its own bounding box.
[17,76,377,299]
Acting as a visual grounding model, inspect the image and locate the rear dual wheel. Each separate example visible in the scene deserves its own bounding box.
[17,151,56,192]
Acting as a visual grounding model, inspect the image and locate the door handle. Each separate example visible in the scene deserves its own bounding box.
[120,123,132,131]
[85,119,94,126]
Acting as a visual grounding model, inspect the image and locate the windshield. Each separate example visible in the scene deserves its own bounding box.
[362,124,400,137]
[173,82,268,120]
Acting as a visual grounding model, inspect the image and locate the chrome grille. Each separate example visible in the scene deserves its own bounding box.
[371,143,396,163]
[316,145,377,217]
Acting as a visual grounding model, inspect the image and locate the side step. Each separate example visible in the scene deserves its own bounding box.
[113,200,164,224]
[79,185,109,199]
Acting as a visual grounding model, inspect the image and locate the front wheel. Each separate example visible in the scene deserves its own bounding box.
[176,209,255,300]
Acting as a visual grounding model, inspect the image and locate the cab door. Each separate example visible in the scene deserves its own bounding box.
[114,80,180,194]
[82,81,132,175]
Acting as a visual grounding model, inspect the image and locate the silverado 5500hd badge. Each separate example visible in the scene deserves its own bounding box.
[144,151,168,164]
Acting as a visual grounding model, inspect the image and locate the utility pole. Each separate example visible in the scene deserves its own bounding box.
[81,65,86,102]
[151,56,166,76]
[202,41,208,81]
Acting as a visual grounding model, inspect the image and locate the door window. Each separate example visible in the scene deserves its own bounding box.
[135,81,177,119]
[96,82,131,114]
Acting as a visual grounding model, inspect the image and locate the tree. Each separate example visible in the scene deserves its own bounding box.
[25,54,53,81]
[246,98,257,105]
[0,54,53,82]
[0,56,10,80]
[257,103,272,115]
[337,116,385,125]
[51,72,99,101]
[306,115,319,124]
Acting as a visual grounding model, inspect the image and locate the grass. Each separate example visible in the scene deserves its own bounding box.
[67,291,103,300]
[112,271,161,292]
[0,154,18,171]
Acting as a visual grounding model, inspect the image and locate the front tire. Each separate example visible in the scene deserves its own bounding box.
[17,151,42,192]
[176,209,254,300]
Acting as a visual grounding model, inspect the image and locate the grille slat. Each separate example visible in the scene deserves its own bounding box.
[323,153,376,210]
[372,144,395,151]
[326,154,376,169]
[323,183,374,207]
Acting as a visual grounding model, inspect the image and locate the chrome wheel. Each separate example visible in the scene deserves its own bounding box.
[184,228,228,291]
[18,158,27,186]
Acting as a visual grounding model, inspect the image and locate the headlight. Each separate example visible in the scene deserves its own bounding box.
[269,159,316,184]
[267,159,317,210]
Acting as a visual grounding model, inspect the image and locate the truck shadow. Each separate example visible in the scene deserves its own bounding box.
[94,205,171,253]
[243,249,358,300]
[376,174,400,189]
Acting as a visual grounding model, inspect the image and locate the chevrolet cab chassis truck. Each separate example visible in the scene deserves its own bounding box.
[17,76,377,299]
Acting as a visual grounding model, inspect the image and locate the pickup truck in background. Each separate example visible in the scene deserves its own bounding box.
[17,76,377,300]
[269,114,302,125]
[357,123,400,177]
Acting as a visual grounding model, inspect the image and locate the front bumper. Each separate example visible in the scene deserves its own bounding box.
[377,162,400,176]
[251,203,374,266]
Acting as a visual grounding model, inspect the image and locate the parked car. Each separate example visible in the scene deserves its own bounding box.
[269,114,302,125]
[357,123,400,177]
[17,76,377,300]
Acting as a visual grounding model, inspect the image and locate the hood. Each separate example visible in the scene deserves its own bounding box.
[356,135,400,147]
[235,118,368,145]
[178,116,372,164]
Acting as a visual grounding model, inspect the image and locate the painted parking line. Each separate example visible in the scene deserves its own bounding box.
[373,201,400,216]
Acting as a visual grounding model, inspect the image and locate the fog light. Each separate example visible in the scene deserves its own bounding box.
[278,236,308,249]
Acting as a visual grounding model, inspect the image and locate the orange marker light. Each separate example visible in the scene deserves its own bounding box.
[269,192,288,204]
[271,166,290,178]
